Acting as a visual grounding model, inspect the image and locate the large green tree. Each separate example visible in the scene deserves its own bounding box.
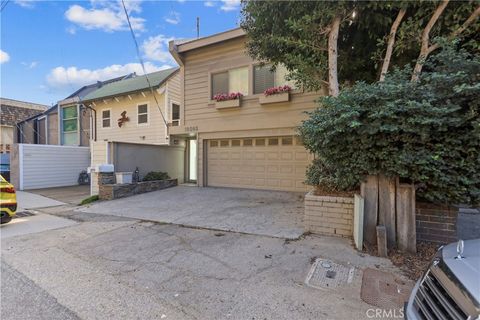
[240,1,479,90]
[299,46,480,205]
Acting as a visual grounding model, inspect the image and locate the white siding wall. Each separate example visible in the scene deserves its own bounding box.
[19,144,90,190]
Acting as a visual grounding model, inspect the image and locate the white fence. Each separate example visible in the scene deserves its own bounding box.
[15,144,90,190]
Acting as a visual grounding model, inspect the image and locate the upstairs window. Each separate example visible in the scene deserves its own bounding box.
[137,104,148,124]
[254,64,295,94]
[102,110,111,128]
[171,103,180,126]
[211,66,249,98]
[62,105,78,145]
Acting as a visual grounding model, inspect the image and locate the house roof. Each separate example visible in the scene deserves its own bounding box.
[172,28,245,53]
[59,73,134,105]
[82,67,179,102]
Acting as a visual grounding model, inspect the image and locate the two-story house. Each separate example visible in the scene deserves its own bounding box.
[169,28,324,192]
[81,67,182,194]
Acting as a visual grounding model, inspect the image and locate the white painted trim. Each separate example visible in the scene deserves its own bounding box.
[136,102,150,126]
[16,144,89,149]
[100,108,112,129]
[105,141,109,163]
[19,143,24,190]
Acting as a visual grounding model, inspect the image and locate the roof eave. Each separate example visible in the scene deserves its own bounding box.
[175,27,245,54]
[82,68,180,104]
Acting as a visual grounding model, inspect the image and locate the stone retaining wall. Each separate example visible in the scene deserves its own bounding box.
[99,178,177,200]
[304,191,354,237]
[416,202,458,244]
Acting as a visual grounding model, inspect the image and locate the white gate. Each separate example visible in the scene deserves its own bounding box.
[17,144,90,190]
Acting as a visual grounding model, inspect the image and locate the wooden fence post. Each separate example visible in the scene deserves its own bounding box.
[378,175,396,248]
[396,180,416,253]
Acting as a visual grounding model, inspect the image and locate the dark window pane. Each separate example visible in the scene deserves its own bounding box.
[268,138,278,146]
[212,72,229,98]
[254,65,275,94]
[63,119,77,132]
[138,114,148,124]
[138,104,148,114]
[102,119,110,128]
[62,106,77,119]
[102,110,110,118]
[172,104,180,120]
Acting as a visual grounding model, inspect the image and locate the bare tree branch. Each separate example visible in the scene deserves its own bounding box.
[380,8,407,82]
[427,5,480,54]
[412,0,450,82]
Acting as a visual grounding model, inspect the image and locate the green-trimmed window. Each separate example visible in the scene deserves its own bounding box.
[62,105,78,145]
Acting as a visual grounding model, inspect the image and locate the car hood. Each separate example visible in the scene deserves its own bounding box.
[442,238,480,303]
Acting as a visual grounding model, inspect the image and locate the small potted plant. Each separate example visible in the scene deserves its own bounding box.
[259,85,291,104]
[213,92,243,109]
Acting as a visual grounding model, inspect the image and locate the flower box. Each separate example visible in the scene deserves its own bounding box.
[259,92,290,105]
[215,98,241,109]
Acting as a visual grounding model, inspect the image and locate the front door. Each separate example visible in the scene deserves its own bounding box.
[187,139,197,182]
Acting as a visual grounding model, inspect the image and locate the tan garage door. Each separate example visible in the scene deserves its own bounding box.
[207,136,312,192]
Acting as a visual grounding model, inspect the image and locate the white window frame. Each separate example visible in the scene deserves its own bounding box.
[137,102,149,126]
[61,104,79,146]
[170,101,180,127]
[101,108,112,129]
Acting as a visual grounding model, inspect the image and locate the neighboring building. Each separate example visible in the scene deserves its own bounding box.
[169,28,324,191]
[1,98,48,153]
[17,74,132,146]
[82,67,180,146]
[81,67,182,194]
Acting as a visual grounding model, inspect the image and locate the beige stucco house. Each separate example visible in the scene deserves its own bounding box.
[169,28,324,192]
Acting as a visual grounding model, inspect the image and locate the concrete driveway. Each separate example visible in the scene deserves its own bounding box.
[78,186,305,239]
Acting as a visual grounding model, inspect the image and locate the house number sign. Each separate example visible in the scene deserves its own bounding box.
[185,126,198,132]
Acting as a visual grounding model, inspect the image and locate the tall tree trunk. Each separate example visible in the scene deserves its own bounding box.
[379,8,406,82]
[328,16,341,97]
[411,0,449,82]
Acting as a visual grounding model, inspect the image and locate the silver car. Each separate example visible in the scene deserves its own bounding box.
[406,239,480,319]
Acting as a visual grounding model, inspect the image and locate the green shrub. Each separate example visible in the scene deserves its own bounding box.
[299,45,480,205]
[142,171,170,182]
[80,195,99,205]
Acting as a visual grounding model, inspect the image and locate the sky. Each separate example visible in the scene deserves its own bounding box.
[0,0,241,106]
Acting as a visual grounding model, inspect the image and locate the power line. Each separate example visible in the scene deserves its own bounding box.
[1,0,10,12]
[120,0,169,135]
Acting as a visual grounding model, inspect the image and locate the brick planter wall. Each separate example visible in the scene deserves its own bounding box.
[99,179,177,200]
[304,191,354,237]
[416,202,458,244]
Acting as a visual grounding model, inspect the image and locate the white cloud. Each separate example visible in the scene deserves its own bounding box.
[22,61,38,69]
[14,0,35,8]
[65,1,145,33]
[204,1,215,7]
[66,26,77,35]
[165,11,180,25]
[46,62,172,90]
[0,50,10,64]
[142,35,175,63]
[177,0,186,3]
[220,0,240,12]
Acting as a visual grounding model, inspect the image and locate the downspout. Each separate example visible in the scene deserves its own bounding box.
[83,104,97,141]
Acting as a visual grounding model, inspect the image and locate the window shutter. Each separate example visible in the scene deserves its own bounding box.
[211,72,229,98]
[254,65,275,94]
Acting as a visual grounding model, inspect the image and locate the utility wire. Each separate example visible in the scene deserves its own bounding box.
[120,0,169,134]
[1,0,10,12]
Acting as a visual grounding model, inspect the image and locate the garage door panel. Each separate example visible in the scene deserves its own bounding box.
[207,136,311,192]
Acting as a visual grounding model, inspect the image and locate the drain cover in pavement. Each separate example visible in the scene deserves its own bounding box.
[13,211,36,219]
[305,258,355,289]
[361,268,413,309]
